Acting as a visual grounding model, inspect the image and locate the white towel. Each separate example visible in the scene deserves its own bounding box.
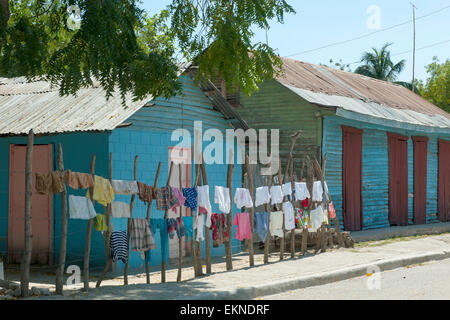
[309,206,326,232]
[69,195,97,220]
[312,181,324,202]
[234,188,253,209]
[111,201,131,218]
[283,201,295,231]
[255,186,271,207]
[270,185,283,205]
[282,182,292,197]
[214,186,231,214]
[111,180,139,195]
[196,185,212,227]
[294,182,310,201]
[269,211,284,237]
[194,212,205,241]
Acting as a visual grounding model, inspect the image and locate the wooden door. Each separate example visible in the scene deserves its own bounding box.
[168,147,192,258]
[342,126,363,231]
[412,136,428,224]
[388,133,409,226]
[438,139,450,222]
[8,144,53,265]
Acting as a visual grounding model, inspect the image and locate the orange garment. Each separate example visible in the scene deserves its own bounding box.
[65,170,94,190]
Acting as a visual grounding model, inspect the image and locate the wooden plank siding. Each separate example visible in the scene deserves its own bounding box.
[237,80,334,171]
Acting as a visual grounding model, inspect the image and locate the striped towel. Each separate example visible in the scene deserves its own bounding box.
[109,231,128,263]
[130,218,156,252]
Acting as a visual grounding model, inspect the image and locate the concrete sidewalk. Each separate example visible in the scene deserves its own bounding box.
[29,232,450,300]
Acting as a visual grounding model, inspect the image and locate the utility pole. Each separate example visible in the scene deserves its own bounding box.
[410,2,417,93]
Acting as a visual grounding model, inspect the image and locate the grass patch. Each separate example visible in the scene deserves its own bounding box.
[354,232,450,248]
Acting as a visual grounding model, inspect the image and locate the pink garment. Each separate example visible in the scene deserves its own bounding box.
[171,187,187,212]
[233,212,252,241]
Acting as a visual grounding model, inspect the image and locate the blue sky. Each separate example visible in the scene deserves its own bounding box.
[140,0,450,82]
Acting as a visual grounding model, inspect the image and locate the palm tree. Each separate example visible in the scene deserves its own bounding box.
[354,43,406,82]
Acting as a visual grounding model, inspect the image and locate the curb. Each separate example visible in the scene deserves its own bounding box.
[180,249,450,300]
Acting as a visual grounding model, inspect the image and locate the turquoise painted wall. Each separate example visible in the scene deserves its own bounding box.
[108,74,243,273]
[0,132,109,268]
[322,115,450,231]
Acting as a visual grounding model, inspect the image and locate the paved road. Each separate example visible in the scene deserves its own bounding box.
[258,258,450,300]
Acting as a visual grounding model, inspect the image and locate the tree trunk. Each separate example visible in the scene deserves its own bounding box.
[55,144,68,295]
[161,161,174,283]
[83,154,96,292]
[177,164,183,282]
[263,169,272,264]
[20,129,33,297]
[245,155,255,267]
[124,155,138,285]
[225,162,234,270]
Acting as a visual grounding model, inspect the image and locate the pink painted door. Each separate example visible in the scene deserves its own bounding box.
[8,144,53,265]
[168,147,192,258]
[438,139,450,222]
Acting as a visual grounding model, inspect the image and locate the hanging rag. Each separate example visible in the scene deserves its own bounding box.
[182,187,198,210]
[182,216,194,242]
[234,188,253,209]
[254,211,269,242]
[156,186,178,211]
[312,181,324,202]
[194,212,205,241]
[69,195,97,219]
[196,185,212,227]
[65,170,94,190]
[294,182,310,201]
[255,186,271,207]
[302,197,310,209]
[214,186,231,214]
[167,218,178,239]
[111,180,139,195]
[35,171,65,195]
[147,219,169,263]
[328,201,336,219]
[110,230,128,263]
[130,218,156,252]
[111,201,131,218]
[137,182,155,204]
[176,217,187,239]
[211,213,227,247]
[86,175,115,206]
[283,201,295,231]
[269,211,284,238]
[296,208,310,229]
[270,186,283,205]
[171,187,186,212]
[94,214,108,232]
[233,212,252,241]
[309,205,326,232]
[282,182,292,197]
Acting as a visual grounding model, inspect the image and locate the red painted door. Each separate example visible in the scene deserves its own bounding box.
[342,126,363,231]
[412,136,428,224]
[8,144,53,265]
[438,139,450,222]
[388,133,409,226]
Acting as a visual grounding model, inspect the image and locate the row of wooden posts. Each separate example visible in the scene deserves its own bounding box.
[17,129,344,297]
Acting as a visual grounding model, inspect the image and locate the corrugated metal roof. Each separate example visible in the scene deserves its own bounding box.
[0,62,194,135]
[281,83,450,129]
[277,57,450,127]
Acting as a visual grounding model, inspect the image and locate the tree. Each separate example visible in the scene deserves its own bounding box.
[354,43,405,82]
[416,57,450,112]
[0,1,295,104]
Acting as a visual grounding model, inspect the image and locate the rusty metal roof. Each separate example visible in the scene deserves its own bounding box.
[277,57,450,128]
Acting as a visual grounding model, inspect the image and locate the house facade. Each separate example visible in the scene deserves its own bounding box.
[0,68,245,273]
[235,57,450,232]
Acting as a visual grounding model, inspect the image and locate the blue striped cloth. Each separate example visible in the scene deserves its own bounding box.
[182,187,198,210]
[110,230,128,263]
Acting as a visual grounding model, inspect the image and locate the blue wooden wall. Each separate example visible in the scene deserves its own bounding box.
[0,132,110,268]
[108,74,243,272]
[323,115,450,231]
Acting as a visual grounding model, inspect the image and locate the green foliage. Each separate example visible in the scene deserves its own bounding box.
[354,43,405,82]
[169,0,295,95]
[321,59,352,72]
[416,57,450,112]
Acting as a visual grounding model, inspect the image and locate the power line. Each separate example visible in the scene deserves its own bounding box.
[285,4,450,58]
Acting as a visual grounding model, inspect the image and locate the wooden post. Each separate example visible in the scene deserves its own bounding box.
[177,163,183,282]
[301,157,313,255]
[245,155,255,267]
[144,162,161,284]
[124,155,138,285]
[277,160,285,260]
[161,161,174,283]
[96,153,114,288]
[83,154,96,292]
[263,167,272,264]
[200,161,212,274]
[225,161,234,270]
[20,129,33,297]
[56,144,68,295]
[193,164,203,277]
[289,159,296,258]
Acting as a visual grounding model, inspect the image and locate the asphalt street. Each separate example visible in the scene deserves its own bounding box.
[258,258,450,300]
